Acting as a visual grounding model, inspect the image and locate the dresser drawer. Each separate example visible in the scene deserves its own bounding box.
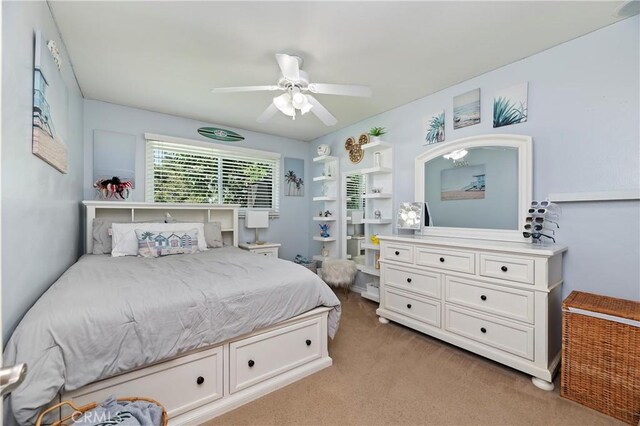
[65,347,224,418]
[479,254,534,284]
[384,287,441,327]
[445,306,534,360]
[415,247,475,274]
[445,276,534,324]
[230,318,322,393]
[382,243,414,264]
[253,247,278,257]
[385,265,441,299]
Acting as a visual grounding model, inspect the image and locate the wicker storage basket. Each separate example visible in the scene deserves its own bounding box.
[35,397,168,426]
[561,291,640,425]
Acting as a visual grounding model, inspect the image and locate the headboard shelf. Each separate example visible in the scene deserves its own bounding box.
[83,201,240,254]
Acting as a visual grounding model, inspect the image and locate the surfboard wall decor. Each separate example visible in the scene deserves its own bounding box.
[197,127,245,142]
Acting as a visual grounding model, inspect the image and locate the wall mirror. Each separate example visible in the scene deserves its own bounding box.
[341,172,366,261]
[415,134,532,241]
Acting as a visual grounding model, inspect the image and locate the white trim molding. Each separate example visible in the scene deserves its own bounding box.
[415,134,532,242]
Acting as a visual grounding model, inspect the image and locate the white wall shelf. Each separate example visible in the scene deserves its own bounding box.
[362,141,392,151]
[312,176,336,182]
[362,218,392,224]
[313,196,337,202]
[312,216,337,221]
[363,193,392,199]
[356,264,380,276]
[313,236,336,242]
[362,243,380,250]
[313,155,338,163]
[359,166,392,175]
[361,282,381,302]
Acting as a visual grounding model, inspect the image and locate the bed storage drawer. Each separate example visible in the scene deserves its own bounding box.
[230,317,322,393]
[445,305,534,360]
[63,346,224,418]
[415,247,475,274]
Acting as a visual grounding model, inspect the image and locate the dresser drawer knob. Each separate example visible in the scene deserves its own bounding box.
[406,278,412,283]
[406,304,412,309]
[501,266,508,272]
[395,251,400,256]
[248,359,255,367]
[306,339,312,346]
[196,376,205,385]
[480,327,487,334]
[480,295,487,301]
[439,257,445,262]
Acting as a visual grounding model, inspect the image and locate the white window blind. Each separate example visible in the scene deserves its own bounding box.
[346,174,366,210]
[145,136,280,213]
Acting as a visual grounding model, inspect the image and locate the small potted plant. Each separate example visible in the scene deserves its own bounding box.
[368,126,387,143]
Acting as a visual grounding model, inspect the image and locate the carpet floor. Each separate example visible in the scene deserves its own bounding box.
[205,293,621,426]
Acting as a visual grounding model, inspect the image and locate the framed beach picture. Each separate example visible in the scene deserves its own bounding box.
[453,89,481,129]
[284,157,304,197]
[493,83,528,128]
[441,165,486,201]
[424,110,445,145]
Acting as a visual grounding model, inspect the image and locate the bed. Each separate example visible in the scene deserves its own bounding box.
[4,202,341,425]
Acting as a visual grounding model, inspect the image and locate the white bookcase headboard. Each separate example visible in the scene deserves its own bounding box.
[83,201,239,254]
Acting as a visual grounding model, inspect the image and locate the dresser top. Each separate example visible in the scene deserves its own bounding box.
[378,234,567,257]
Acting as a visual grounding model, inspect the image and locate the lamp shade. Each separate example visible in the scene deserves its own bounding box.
[245,210,269,229]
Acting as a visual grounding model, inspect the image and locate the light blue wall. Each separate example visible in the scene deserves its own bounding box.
[310,17,640,301]
[83,100,311,261]
[2,1,85,342]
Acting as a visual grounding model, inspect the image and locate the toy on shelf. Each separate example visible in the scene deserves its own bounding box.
[319,224,330,238]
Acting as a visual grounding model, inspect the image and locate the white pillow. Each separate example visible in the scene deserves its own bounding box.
[111,222,208,257]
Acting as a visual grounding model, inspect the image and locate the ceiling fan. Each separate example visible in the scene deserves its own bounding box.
[211,54,372,126]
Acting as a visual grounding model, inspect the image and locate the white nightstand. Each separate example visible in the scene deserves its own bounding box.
[239,242,281,258]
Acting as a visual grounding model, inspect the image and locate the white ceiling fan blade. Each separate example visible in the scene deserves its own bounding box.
[306,95,337,126]
[212,85,280,94]
[275,54,300,81]
[256,103,279,123]
[307,83,372,98]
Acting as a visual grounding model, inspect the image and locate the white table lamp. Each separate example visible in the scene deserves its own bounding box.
[246,210,269,245]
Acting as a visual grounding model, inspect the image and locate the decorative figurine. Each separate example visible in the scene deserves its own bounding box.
[324,210,332,217]
[374,209,382,219]
[319,210,324,217]
[319,224,330,238]
[370,234,379,245]
[321,246,330,257]
[372,187,382,194]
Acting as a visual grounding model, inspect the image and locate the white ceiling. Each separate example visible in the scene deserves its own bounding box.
[50,1,629,141]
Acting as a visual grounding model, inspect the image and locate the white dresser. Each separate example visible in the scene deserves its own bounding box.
[377,235,567,389]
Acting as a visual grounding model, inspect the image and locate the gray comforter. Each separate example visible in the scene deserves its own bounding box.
[4,247,341,425]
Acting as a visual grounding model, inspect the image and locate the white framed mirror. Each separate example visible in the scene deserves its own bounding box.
[415,134,532,241]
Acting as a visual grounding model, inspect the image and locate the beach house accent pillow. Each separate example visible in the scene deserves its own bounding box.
[112,222,207,257]
[204,222,223,248]
[135,228,200,258]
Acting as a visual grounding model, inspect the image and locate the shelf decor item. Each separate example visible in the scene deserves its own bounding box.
[316,144,331,156]
[370,234,379,245]
[368,126,387,143]
[94,176,133,200]
[319,224,330,238]
[345,135,366,164]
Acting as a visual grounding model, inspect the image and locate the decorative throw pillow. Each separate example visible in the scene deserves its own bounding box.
[112,222,208,257]
[135,228,200,258]
[92,218,113,254]
[204,222,223,248]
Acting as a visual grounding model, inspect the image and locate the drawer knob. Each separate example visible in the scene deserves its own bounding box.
[501,266,508,272]
[196,376,205,385]
[480,295,487,301]
[306,339,312,346]
[439,257,445,263]
[406,303,412,309]
[248,359,255,368]
[406,278,412,283]
[395,251,400,256]
[480,327,487,334]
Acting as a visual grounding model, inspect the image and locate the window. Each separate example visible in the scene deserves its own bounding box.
[346,174,366,210]
[145,135,280,213]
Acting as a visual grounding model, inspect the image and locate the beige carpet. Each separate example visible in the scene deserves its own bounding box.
[205,293,621,426]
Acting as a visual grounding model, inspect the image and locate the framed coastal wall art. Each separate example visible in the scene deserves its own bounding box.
[32,30,69,173]
[493,83,528,128]
[424,110,445,145]
[453,89,481,129]
[284,157,304,196]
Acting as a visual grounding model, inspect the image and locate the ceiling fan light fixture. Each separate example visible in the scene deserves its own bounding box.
[273,93,295,117]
